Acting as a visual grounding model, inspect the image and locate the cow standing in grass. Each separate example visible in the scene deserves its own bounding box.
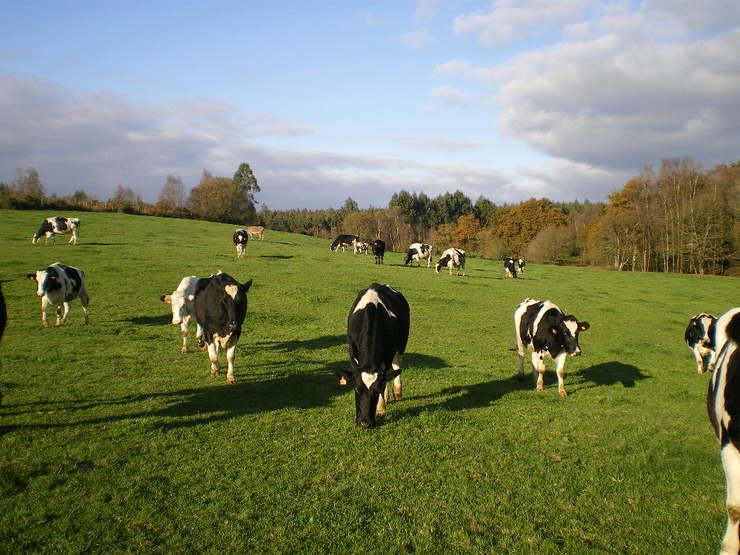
[404,243,432,267]
[504,257,518,278]
[435,248,466,276]
[32,217,80,245]
[370,239,385,264]
[161,276,205,354]
[339,283,410,428]
[194,272,253,384]
[26,263,89,327]
[514,298,589,397]
[685,313,717,374]
[707,307,740,555]
[330,234,359,252]
[246,226,265,240]
[233,229,249,258]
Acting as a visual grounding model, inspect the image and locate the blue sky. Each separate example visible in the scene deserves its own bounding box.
[2,1,739,209]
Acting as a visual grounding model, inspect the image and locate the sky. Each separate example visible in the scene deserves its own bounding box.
[1,0,739,210]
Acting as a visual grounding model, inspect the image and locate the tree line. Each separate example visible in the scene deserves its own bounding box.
[1,157,737,275]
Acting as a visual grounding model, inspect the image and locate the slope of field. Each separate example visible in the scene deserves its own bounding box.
[0,210,737,553]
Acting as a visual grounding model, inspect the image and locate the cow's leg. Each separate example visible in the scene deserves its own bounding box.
[195,323,206,350]
[40,297,50,327]
[707,350,717,375]
[78,288,90,324]
[531,352,546,392]
[693,347,706,374]
[58,301,72,326]
[180,315,190,354]
[391,354,402,400]
[720,442,740,555]
[225,344,237,384]
[554,352,568,398]
[516,343,526,379]
[207,342,220,376]
[376,387,387,416]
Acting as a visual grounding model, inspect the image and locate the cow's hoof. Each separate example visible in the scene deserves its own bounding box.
[559,390,568,398]
[536,387,544,392]
[227,376,236,385]
[210,370,220,377]
[180,347,188,355]
[42,322,49,328]
[199,344,208,352]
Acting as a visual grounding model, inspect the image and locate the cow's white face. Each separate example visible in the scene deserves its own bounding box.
[163,291,189,325]
[28,268,61,297]
[33,270,47,296]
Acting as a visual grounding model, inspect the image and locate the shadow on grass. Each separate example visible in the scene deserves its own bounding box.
[255,334,346,351]
[128,314,171,325]
[578,361,650,389]
[83,242,128,245]
[0,360,349,434]
[259,255,294,259]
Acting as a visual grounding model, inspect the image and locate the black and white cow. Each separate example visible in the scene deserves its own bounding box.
[435,248,466,276]
[330,234,359,252]
[338,283,410,428]
[194,272,252,384]
[685,313,718,374]
[161,276,206,354]
[503,257,518,278]
[517,258,526,275]
[404,243,432,267]
[26,263,89,327]
[514,298,590,397]
[354,240,369,254]
[32,217,80,245]
[370,239,385,264]
[706,307,740,554]
[233,229,249,258]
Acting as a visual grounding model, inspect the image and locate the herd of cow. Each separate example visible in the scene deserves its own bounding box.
[11,216,740,552]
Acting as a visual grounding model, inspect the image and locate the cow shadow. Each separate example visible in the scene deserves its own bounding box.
[259,255,294,259]
[577,361,650,389]
[128,314,171,325]
[403,353,447,370]
[83,242,127,245]
[255,334,346,352]
[0,360,349,434]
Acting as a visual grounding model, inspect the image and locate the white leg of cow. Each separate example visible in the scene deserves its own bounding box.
[78,288,90,324]
[207,342,220,376]
[195,323,205,350]
[516,343,526,379]
[391,354,402,400]
[69,230,78,244]
[225,344,237,384]
[58,301,72,326]
[40,297,50,327]
[180,315,190,354]
[706,350,717,375]
[531,352,546,392]
[554,352,568,398]
[693,347,705,374]
[720,443,740,555]
[376,388,387,416]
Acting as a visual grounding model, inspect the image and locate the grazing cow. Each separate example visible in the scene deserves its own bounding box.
[245,225,265,240]
[435,248,466,276]
[685,313,718,374]
[233,229,249,258]
[32,217,80,245]
[517,258,526,275]
[330,234,359,252]
[338,283,410,428]
[370,239,385,264]
[160,276,205,354]
[706,307,740,554]
[404,243,432,267]
[26,263,89,327]
[503,257,518,278]
[514,298,590,397]
[354,240,369,254]
[194,272,253,384]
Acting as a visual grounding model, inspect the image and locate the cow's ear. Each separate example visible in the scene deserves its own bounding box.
[242,279,253,291]
[550,327,559,335]
[161,295,171,303]
[579,321,590,331]
[26,273,37,281]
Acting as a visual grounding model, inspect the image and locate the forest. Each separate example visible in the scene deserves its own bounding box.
[2,157,737,275]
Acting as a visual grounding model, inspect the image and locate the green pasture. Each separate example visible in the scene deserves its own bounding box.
[0,209,737,553]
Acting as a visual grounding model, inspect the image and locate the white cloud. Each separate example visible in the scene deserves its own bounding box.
[401,28,434,48]
[396,136,482,151]
[415,0,441,21]
[431,85,472,105]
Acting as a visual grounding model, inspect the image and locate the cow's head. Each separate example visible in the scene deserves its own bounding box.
[685,314,715,348]
[557,317,590,356]
[434,254,451,273]
[160,290,194,325]
[337,364,399,429]
[27,267,60,297]
[221,279,253,332]
[404,249,415,265]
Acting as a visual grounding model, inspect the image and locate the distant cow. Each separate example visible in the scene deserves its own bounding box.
[26,263,89,327]
[161,276,205,354]
[370,239,385,264]
[330,234,359,252]
[194,272,253,384]
[354,240,369,254]
[245,226,265,240]
[517,258,526,275]
[514,298,589,397]
[339,283,410,428]
[435,248,466,276]
[404,243,432,267]
[32,217,80,245]
[706,307,740,554]
[504,257,518,278]
[685,313,717,373]
[233,229,249,258]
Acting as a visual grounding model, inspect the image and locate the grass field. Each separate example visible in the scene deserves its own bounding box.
[0,209,737,553]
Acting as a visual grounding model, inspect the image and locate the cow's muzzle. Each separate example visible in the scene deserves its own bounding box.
[571,349,582,357]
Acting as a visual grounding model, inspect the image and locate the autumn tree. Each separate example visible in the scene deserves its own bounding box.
[526,225,576,264]
[451,214,482,252]
[156,175,186,213]
[12,167,45,198]
[495,198,567,254]
[189,177,252,223]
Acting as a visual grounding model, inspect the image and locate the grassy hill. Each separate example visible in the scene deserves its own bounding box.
[0,210,737,552]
